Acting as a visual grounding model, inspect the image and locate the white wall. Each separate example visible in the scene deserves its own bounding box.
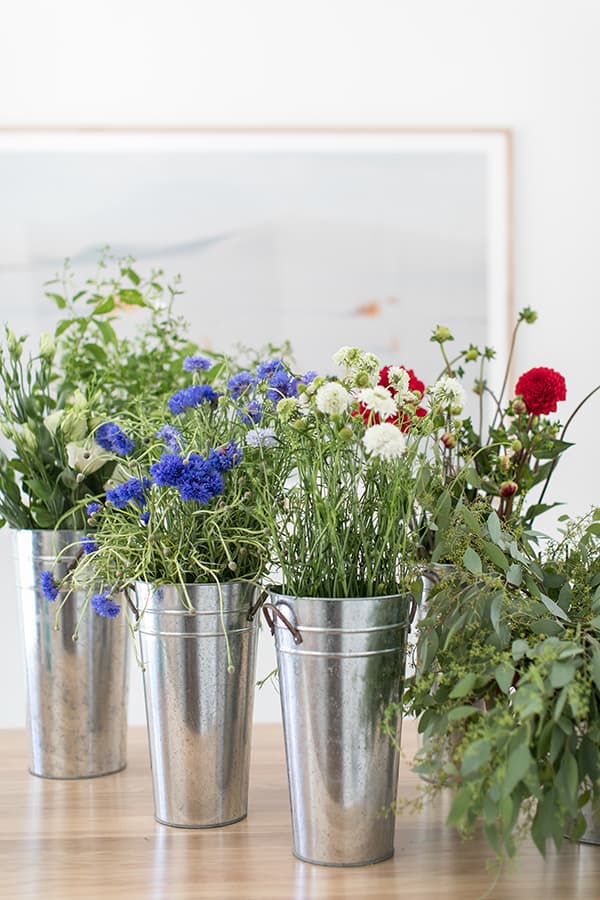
[1,0,599,727]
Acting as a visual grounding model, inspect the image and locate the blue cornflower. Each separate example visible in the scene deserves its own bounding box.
[81,535,98,554]
[177,455,224,503]
[266,370,298,403]
[227,371,256,399]
[106,477,151,509]
[256,359,284,380]
[182,355,212,372]
[40,571,59,602]
[139,511,150,526]
[149,453,187,487]
[95,422,135,456]
[86,501,101,517]
[245,427,278,449]
[208,441,242,472]
[301,371,318,384]
[156,424,183,453]
[238,399,263,425]
[168,384,220,415]
[91,591,121,618]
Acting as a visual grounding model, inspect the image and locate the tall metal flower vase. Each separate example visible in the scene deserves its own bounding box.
[264,591,412,867]
[12,530,129,779]
[134,581,260,828]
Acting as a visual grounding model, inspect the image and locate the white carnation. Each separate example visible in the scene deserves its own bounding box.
[362,423,407,460]
[430,375,467,413]
[315,382,351,415]
[333,346,362,369]
[386,367,412,402]
[356,386,396,419]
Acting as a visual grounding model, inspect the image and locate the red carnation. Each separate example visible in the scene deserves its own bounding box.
[514,367,567,416]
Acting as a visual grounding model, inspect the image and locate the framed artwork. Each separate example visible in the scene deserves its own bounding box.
[0,127,512,393]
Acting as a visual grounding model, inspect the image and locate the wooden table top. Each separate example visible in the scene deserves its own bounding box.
[1,719,599,899]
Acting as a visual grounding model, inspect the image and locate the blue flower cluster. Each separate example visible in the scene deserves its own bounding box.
[95,423,135,456]
[81,535,98,554]
[149,440,241,504]
[168,384,220,415]
[227,371,256,399]
[256,359,284,379]
[182,355,212,372]
[91,591,121,618]
[40,571,59,602]
[266,369,298,403]
[86,501,101,517]
[106,477,152,509]
[156,424,183,453]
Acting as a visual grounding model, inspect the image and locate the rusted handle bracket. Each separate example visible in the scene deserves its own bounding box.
[262,602,303,644]
[247,589,268,621]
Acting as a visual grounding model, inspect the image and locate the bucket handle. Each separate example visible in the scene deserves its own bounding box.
[262,602,303,645]
[408,593,418,630]
[247,589,268,621]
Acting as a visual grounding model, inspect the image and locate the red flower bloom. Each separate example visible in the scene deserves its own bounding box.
[514,367,567,416]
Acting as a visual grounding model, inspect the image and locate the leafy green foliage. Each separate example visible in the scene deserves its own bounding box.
[404,506,600,859]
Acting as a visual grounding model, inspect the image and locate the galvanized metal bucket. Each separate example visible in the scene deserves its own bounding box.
[265,590,411,866]
[134,581,260,828]
[568,800,600,844]
[12,529,129,779]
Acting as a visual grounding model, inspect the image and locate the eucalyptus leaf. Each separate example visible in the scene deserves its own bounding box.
[463,547,482,575]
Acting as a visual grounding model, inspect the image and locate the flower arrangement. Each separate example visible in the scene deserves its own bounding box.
[415,308,599,562]
[0,254,200,531]
[247,347,436,599]
[41,353,303,626]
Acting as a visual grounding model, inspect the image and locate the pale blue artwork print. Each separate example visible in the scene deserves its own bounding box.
[0,131,510,390]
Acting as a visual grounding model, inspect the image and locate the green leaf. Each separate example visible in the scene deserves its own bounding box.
[96,321,117,346]
[463,547,482,575]
[447,705,481,723]
[490,593,503,635]
[449,672,478,699]
[83,343,108,364]
[512,639,529,662]
[495,661,515,694]
[557,752,579,810]
[447,786,473,827]
[463,466,482,489]
[550,660,576,689]
[553,685,569,722]
[45,291,67,309]
[93,296,116,315]
[487,510,503,544]
[461,738,492,776]
[118,288,145,306]
[458,503,483,536]
[54,318,77,337]
[123,266,141,285]
[540,593,571,622]
[483,540,509,572]
[503,743,533,795]
[531,438,574,460]
[590,645,600,692]
[506,563,522,586]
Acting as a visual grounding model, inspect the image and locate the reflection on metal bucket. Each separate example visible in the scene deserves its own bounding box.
[13,529,129,779]
[267,591,411,866]
[135,581,259,828]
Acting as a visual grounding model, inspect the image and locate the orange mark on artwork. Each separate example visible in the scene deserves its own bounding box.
[354,300,381,318]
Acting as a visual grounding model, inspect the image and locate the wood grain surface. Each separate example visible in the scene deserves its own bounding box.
[1,719,599,899]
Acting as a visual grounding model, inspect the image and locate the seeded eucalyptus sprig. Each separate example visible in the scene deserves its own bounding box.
[403,504,600,860]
